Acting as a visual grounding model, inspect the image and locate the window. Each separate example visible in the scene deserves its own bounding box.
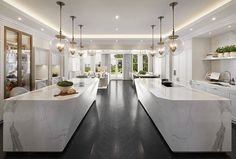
[143,54,148,72]
[132,54,138,72]
[85,64,91,72]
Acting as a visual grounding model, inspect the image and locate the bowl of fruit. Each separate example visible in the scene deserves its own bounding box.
[57,80,73,92]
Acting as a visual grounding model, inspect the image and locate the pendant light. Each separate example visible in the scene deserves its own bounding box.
[78,25,86,57]
[157,16,167,58]
[150,25,157,57]
[69,16,78,57]
[50,1,68,55]
[166,2,184,55]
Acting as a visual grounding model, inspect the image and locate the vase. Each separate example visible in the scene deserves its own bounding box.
[218,53,223,58]
[223,52,230,57]
[230,52,236,57]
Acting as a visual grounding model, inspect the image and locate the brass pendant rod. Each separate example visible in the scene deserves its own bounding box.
[70,16,76,42]
[169,2,178,36]
[79,25,83,48]
[158,16,164,43]
[151,25,155,50]
[56,1,65,41]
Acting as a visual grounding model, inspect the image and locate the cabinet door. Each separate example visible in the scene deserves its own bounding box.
[230,93,236,122]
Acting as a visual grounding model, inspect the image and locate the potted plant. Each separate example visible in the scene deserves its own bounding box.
[57,80,73,92]
[216,47,224,58]
[223,45,230,57]
[230,45,236,57]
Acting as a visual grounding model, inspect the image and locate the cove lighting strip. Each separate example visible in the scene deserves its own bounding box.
[3,0,232,39]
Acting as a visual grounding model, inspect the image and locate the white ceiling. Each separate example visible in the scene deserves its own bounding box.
[1,0,232,35]
[0,0,235,47]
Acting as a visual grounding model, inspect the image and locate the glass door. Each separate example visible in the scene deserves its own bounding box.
[4,27,33,98]
[110,54,123,80]
[21,33,32,90]
[5,28,19,98]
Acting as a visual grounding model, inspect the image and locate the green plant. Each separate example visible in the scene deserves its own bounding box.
[57,81,73,87]
[138,70,146,75]
[52,73,58,77]
[229,45,236,52]
[224,45,231,52]
[216,47,224,53]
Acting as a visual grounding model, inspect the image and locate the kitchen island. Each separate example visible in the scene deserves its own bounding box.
[3,78,99,152]
[135,78,231,152]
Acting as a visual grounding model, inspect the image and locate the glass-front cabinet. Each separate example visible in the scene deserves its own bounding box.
[4,27,32,98]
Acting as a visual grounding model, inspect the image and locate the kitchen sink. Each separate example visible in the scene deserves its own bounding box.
[211,82,230,87]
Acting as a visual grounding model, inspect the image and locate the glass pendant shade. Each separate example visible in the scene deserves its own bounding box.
[69,42,78,57]
[156,16,167,58]
[167,2,184,55]
[166,38,184,55]
[149,25,157,57]
[156,42,167,58]
[50,37,68,56]
[50,1,68,56]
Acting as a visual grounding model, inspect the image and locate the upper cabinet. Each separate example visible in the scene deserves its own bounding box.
[35,47,49,65]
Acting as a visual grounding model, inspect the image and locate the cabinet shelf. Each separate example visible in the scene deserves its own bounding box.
[203,57,236,61]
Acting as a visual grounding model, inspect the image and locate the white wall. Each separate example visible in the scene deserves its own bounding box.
[0,14,52,120]
[210,31,236,78]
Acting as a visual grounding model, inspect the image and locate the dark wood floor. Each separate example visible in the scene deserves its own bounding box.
[0,80,235,159]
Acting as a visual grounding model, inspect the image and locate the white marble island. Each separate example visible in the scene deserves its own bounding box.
[3,78,99,152]
[135,78,232,152]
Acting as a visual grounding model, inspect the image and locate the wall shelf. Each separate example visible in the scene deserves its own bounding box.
[203,57,236,61]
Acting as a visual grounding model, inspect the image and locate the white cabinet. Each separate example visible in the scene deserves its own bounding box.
[35,48,49,65]
[230,92,236,122]
[52,53,61,65]
[191,81,207,91]
[191,80,236,122]
[206,85,229,98]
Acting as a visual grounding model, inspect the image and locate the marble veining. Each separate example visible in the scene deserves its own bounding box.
[135,78,232,152]
[3,78,99,152]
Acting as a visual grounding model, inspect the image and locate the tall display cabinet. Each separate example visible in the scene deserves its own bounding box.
[4,26,33,98]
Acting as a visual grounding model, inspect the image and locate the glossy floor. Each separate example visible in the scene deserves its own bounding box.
[0,80,235,159]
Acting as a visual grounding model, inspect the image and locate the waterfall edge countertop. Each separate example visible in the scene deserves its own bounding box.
[135,78,232,152]
[6,78,97,101]
[137,78,229,101]
[3,78,99,152]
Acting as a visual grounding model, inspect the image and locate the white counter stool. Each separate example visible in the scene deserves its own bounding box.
[10,87,29,97]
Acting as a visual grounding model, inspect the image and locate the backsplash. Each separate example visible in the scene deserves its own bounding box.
[210,31,236,79]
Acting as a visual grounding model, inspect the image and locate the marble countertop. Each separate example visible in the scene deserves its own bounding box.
[192,80,236,93]
[135,78,229,101]
[6,78,98,101]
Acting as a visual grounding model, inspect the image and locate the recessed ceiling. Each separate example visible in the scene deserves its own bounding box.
[1,0,232,39]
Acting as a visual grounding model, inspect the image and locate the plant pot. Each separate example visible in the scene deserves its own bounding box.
[223,52,230,57]
[57,86,72,92]
[217,53,224,58]
[230,52,236,57]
